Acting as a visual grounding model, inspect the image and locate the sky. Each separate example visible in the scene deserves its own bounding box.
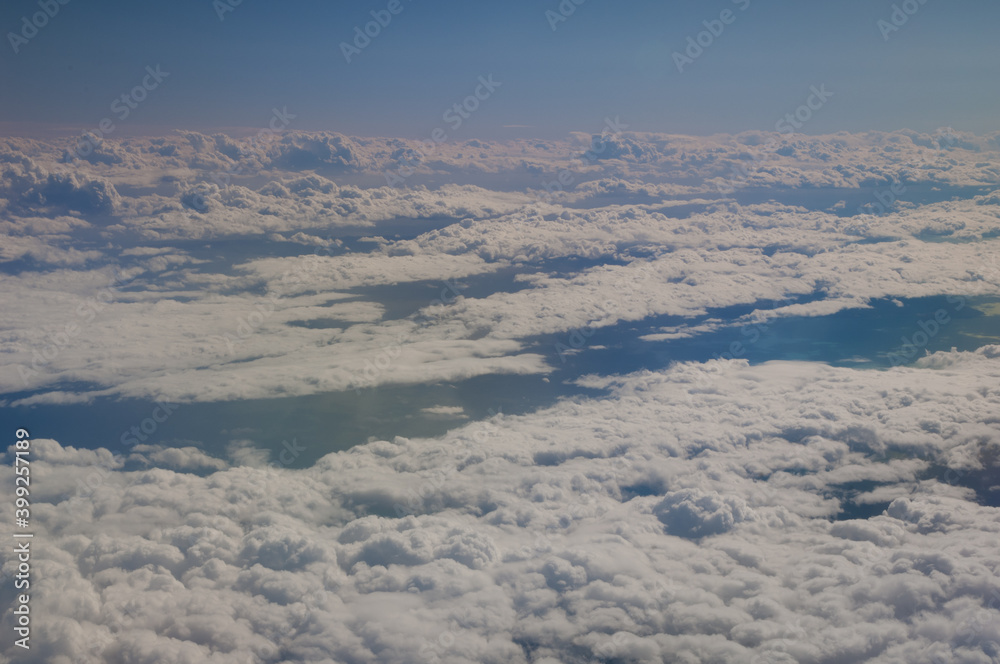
[4,2,1000,663]
[1,0,999,138]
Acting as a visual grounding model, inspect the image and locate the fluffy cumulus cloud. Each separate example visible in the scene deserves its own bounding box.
[2,129,1000,663]
[3,349,1000,663]
[0,129,997,404]
[2,182,999,404]
[1,153,121,215]
[12,127,1000,193]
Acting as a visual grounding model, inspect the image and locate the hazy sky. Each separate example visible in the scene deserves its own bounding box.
[1,0,998,138]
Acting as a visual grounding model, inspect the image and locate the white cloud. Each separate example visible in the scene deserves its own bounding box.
[4,350,1000,662]
[3,129,1000,662]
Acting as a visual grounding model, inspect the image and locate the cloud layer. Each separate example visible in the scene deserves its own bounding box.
[3,349,1000,663]
[2,130,999,405]
[2,129,999,663]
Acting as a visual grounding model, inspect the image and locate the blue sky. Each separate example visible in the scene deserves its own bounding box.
[1,0,998,138]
